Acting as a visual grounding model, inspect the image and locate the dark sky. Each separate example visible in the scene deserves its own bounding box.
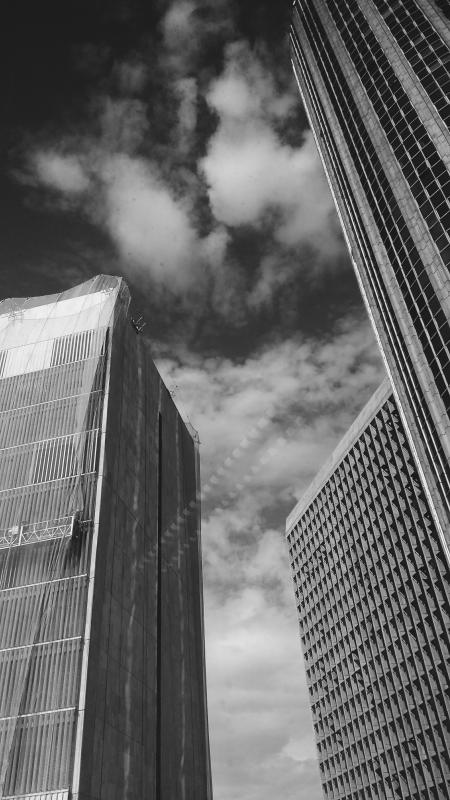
[1,0,362,356]
[0,3,383,799]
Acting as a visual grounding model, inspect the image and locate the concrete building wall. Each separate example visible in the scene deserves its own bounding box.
[286,381,450,799]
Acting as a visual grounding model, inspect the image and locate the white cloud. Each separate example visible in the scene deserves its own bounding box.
[157,317,383,498]
[161,0,232,75]
[154,318,384,799]
[206,41,295,123]
[21,37,345,310]
[32,152,90,194]
[201,42,341,259]
[100,154,198,284]
[97,96,149,153]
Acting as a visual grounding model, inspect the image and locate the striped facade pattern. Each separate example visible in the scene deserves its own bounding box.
[287,386,450,799]
[290,0,450,541]
[0,310,109,797]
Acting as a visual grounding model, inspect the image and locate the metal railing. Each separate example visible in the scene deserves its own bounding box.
[0,517,75,549]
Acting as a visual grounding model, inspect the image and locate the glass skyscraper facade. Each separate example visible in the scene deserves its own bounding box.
[290,0,450,542]
[288,2,450,798]
[0,276,212,800]
[286,381,449,799]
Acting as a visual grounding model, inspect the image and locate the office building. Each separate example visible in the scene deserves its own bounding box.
[290,0,450,541]
[286,380,450,799]
[288,3,450,797]
[0,275,212,800]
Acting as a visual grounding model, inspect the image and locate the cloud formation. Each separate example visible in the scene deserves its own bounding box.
[201,42,341,258]
[100,154,199,285]
[156,315,384,800]
[33,152,90,195]
[20,29,345,316]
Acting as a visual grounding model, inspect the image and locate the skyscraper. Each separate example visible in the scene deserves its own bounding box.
[286,380,449,799]
[288,2,450,797]
[0,276,212,800]
[290,0,450,543]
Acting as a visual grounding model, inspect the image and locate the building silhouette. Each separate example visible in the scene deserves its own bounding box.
[286,381,449,798]
[0,275,212,800]
[288,2,450,798]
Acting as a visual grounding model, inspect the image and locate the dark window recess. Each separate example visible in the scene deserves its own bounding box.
[372,0,450,118]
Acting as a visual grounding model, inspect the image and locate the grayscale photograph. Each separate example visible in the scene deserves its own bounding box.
[0,1,449,799]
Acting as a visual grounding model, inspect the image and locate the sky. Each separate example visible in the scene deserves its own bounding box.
[1,1,386,797]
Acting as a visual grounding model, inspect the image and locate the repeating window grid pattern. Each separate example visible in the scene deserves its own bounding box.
[0,326,108,797]
[300,1,450,410]
[325,0,450,269]
[372,0,450,127]
[288,397,450,799]
[290,13,450,527]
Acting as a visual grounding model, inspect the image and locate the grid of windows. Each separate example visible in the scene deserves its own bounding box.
[291,7,450,526]
[326,0,450,268]
[287,392,450,799]
[373,0,450,127]
[294,2,450,414]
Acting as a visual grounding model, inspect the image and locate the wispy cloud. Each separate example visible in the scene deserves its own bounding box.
[201,41,342,259]
[17,21,345,319]
[154,314,384,800]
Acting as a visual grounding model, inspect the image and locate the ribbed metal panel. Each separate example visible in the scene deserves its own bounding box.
[3,792,68,800]
[0,576,88,650]
[0,639,83,717]
[0,392,103,450]
[0,476,98,532]
[0,709,77,794]
[0,299,113,797]
[0,535,91,589]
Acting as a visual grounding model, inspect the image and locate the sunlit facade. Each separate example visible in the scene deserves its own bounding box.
[0,276,212,800]
[288,3,450,797]
[287,381,450,799]
[290,0,450,542]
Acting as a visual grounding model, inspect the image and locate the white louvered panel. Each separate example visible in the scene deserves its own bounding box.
[0,709,76,795]
[0,326,107,380]
[3,790,69,799]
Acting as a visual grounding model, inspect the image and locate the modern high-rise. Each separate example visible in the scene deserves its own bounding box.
[290,0,450,544]
[288,2,450,798]
[286,380,450,799]
[0,276,212,800]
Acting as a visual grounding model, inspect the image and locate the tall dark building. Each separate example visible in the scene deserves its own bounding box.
[0,276,212,800]
[290,0,450,542]
[288,2,450,798]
